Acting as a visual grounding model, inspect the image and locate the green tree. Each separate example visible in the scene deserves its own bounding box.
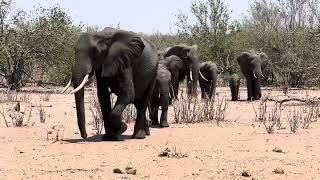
[175,0,232,67]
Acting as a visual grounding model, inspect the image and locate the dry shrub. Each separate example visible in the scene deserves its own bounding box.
[0,91,30,103]
[89,94,104,135]
[255,92,320,134]
[46,125,65,143]
[89,92,137,134]
[1,102,32,127]
[259,102,281,134]
[39,106,46,123]
[158,147,188,159]
[40,93,51,102]
[173,89,228,124]
[122,104,137,123]
[301,104,319,129]
[286,108,301,133]
[286,104,319,133]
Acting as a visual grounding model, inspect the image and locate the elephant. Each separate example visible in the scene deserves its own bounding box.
[237,52,268,100]
[229,73,240,101]
[61,27,159,140]
[149,63,172,128]
[164,45,200,96]
[198,62,219,100]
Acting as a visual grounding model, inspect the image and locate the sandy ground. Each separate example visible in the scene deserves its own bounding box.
[1,87,320,180]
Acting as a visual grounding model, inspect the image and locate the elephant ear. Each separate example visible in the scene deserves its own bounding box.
[259,52,269,69]
[165,45,190,59]
[258,52,268,62]
[237,52,251,64]
[101,31,145,77]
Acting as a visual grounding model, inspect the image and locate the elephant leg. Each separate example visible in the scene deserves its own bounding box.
[159,87,170,128]
[246,76,254,100]
[209,81,216,100]
[133,102,149,138]
[253,78,262,100]
[199,80,205,99]
[151,104,159,126]
[160,105,169,127]
[132,75,156,139]
[236,85,240,100]
[230,86,237,101]
[150,87,160,126]
[108,69,134,139]
[95,74,117,140]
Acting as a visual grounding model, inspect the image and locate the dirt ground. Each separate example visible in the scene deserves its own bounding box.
[1,87,320,180]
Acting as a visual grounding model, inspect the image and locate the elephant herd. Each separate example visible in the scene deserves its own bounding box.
[61,27,269,140]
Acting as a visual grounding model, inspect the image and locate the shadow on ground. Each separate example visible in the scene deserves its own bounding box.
[63,134,133,143]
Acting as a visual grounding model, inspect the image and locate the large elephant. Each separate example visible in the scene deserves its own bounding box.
[237,52,268,100]
[164,45,200,96]
[149,63,172,128]
[198,62,219,100]
[61,27,159,140]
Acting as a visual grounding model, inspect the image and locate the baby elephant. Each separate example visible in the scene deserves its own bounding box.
[198,62,219,100]
[229,73,240,101]
[149,63,172,127]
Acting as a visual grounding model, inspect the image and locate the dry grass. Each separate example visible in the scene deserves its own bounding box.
[39,106,46,123]
[0,91,31,103]
[254,92,320,134]
[40,93,51,102]
[158,147,188,159]
[173,88,228,124]
[89,94,104,135]
[0,102,32,127]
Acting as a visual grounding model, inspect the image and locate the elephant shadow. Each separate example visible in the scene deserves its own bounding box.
[63,134,133,143]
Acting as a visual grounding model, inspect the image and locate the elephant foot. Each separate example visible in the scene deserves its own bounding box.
[145,125,150,136]
[80,132,88,139]
[102,134,121,141]
[160,121,169,128]
[132,129,146,139]
[111,122,128,136]
[151,120,160,126]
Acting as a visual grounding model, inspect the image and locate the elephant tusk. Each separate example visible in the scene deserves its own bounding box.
[261,73,265,78]
[61,79,71,93]
[168,92,172,99]
[189,71,193,81]
[158,92,161,99]
[199,71,209,81]
[253,72,257,79]
[70,74,90,94]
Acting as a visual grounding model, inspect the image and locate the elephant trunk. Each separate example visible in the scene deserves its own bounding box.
[159,81,170,107]
[253,69,262,100]
[188,64,199,96]
[72,59,92,139]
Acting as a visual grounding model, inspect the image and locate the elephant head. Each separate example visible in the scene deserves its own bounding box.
[62,27,145,138]
[162,55,184,98]
[237,52,268,100]
[164,45,200,96]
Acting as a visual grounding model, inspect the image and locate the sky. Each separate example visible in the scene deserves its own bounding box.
[14,0,253,34]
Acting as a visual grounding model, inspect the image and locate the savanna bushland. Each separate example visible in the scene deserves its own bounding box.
[0,0,320,179]
[0,0,319,91]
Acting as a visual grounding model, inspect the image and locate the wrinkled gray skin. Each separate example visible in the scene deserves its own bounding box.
[71,27,158,140]
[164,45,200,96]
[237,52,268,100]
[149,63,172,128]
[198,62,219,100]
[229,73,240,101]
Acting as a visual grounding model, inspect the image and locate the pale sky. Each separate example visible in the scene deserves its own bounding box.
[14,0,253,34]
